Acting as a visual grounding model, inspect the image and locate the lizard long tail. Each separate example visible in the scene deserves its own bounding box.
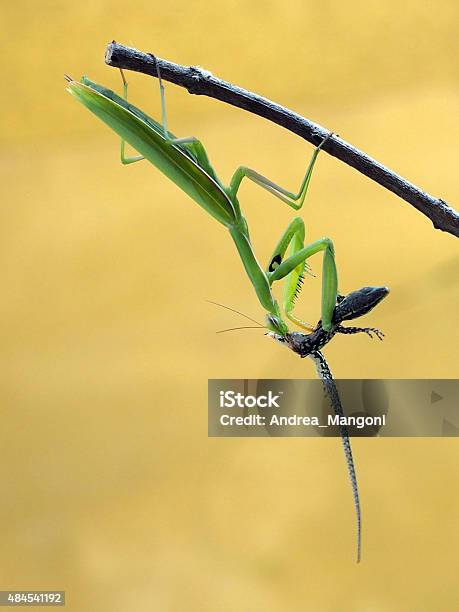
[309,350,361,563]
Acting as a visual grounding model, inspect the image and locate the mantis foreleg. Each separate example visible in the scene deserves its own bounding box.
[264,217,312,331]
[268,222,338,331]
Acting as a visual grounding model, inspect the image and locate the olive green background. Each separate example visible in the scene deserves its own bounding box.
[1,2,458,610]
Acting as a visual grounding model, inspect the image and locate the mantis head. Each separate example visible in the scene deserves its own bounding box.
[266,310,318,356]
[266,314,289,336]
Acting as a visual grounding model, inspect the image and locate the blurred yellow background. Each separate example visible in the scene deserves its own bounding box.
[1,1,458,610]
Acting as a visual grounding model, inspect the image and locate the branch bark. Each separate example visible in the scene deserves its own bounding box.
[105,41,458,238]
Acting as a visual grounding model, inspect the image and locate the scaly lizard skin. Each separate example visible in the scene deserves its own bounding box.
[310,350,362,563]
[268,285,389,562]
[268,286,388,358]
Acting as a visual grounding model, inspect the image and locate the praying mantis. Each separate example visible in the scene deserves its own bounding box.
[65,60,389,563]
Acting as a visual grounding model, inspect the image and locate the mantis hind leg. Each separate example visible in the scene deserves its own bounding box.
[268,221,338,331]
[118,67,205,166]
[158,56,331,204]
[152,60,225,186]
[228,133,332,209]
[119,70,145,165]
[117,68,222,185]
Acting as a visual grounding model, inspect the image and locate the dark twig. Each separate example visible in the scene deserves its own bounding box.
[105,41,458,238]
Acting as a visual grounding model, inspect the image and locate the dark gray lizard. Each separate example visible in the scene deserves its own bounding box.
[268,285,389,562]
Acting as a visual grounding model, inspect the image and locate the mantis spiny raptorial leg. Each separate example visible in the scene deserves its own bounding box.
[65,62,389,562]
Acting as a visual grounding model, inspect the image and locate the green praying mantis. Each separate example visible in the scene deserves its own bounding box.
[65,68,337,337]
[65,60,389,563]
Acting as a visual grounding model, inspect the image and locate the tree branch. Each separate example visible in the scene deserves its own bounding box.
[105,41,458,238]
